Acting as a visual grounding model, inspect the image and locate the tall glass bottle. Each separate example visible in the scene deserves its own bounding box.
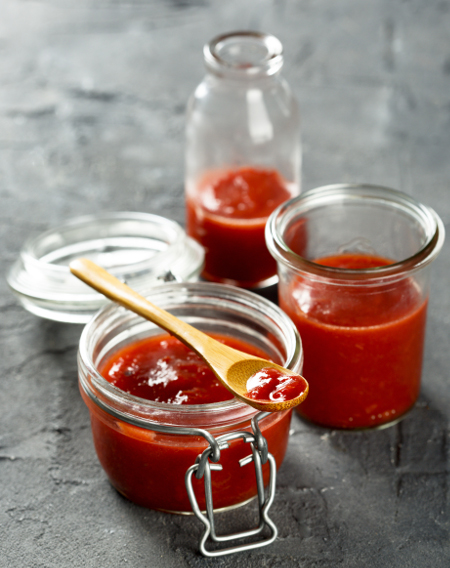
[185,31,301,288]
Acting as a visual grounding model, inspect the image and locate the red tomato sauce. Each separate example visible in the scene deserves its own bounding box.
[186,166,293,287]
[279,253,428,429]
[100,334,241,404]
[246,367,308,403]
[82,333,292,512]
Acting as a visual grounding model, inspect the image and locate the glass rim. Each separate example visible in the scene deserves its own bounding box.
[21,211,185,277]
[266,183,445,281]
[78,281,302,426]
[203,30,284,78]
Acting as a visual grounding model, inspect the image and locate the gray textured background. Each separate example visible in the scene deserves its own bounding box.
[1,1,449,566]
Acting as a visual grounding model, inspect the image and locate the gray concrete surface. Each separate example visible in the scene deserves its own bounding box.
[1,0,449,566]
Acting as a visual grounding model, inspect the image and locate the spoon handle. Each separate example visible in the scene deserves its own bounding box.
[70,258,212,357]
[70,258,308,413]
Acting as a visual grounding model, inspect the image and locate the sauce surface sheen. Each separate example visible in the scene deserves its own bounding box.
[246,367,308,403]
[100,333,268,405]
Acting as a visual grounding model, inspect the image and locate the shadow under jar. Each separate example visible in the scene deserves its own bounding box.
[266,184,445,430]
[78,282,302,513]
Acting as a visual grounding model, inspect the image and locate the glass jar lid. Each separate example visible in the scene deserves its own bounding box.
[7,212,204,323]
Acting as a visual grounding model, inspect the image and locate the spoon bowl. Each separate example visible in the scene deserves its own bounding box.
[70,258,308,412]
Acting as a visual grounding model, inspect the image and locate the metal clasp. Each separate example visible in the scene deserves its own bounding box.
[185,414,278,557]
[84,386,278,557]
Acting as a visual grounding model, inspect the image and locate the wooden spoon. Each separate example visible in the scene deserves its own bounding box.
[70,258,308,412]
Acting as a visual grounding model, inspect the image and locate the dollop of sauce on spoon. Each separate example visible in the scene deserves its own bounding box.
[245,367,308,403]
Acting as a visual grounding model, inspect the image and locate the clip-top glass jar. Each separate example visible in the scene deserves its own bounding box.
[186,31,301,289]
[266,184,445,430]
[78,282,303,555]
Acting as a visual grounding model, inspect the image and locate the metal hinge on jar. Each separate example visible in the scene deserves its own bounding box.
[184,413,278,557]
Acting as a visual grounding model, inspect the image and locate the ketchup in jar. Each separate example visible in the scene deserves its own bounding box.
[266,184,445,429]
[280,253,428,428]
[185,32,301,288]
[78,282,303,512]
[186,167,294,287]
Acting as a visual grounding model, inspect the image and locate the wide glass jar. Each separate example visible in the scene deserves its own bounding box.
[266,184,445,430]
[78,282,302,513]
[185,31,301,288]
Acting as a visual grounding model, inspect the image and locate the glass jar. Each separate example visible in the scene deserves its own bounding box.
[78,282,302,514]
[185,31,301,289]
[266,184,445,430]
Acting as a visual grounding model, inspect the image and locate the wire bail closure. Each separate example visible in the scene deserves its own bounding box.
[82,385,279,557]
[185,413,278,557]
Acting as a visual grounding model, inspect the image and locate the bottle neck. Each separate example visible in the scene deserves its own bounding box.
[204,31,284,80]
